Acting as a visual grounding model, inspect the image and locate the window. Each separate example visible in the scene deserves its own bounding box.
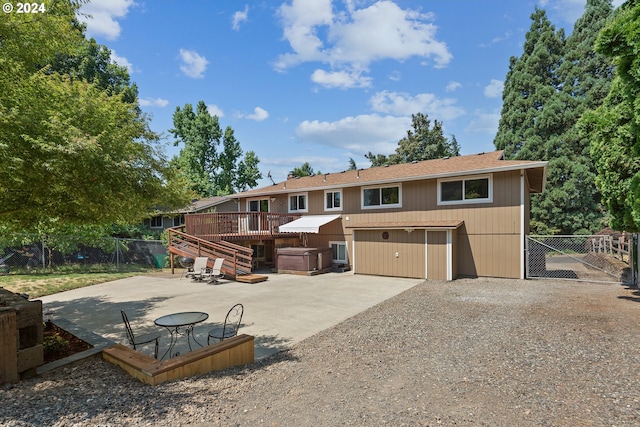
[362,184,401,209]
[330,241,348,263]
[173,215,184,227]
[324,190,342,211]
[289,193,308,213]
[150,216,163,228]
[248,198,269,212]
[438,175,492,205]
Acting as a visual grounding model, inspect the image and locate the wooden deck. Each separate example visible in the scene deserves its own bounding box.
[236,274,268,283]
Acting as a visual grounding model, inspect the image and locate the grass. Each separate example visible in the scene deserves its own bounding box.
[0,268,165,298]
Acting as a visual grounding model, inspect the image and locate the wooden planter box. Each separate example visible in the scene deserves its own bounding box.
[0,289,43,385]
[102,334,254,386]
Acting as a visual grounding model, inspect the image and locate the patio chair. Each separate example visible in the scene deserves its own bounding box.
[207,303,243,344]
[121,310,160,359]
[184,257,210,281]
[206,258,225,284]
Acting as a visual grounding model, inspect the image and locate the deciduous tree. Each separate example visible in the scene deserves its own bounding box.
[580,0,640,231]
[171,100,261,196]
[0,0,190,232]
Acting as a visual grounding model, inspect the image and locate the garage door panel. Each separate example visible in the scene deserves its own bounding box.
[354,230,425,279]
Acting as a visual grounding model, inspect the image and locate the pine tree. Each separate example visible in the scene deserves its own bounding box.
[494,3,614,234]
[366,113,459,167]
[494,8,565,161]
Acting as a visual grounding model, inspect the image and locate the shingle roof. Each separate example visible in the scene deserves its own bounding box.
[236,151,547,197]
[175,196,233,213]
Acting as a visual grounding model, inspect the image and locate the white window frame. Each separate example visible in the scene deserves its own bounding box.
[288,192,308,213]
[361,184,402,210]
[329,241,348,263]
[150,215,163,229]
[246,198,270,212]
[324,189,343,212]
[437,174,493,206]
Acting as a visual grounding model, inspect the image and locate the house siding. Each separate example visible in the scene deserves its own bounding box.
[237,169,529,280]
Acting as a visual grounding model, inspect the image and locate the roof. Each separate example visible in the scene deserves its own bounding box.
[346,220,464,230]
[235,151,547,198]
[174,196,234,214]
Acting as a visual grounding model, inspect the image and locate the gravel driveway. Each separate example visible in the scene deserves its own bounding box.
[2,277,639,426]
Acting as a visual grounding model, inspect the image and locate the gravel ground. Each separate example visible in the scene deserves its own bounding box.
[2,277,640,426]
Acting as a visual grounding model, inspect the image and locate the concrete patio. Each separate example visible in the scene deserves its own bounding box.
[38,271,420,360]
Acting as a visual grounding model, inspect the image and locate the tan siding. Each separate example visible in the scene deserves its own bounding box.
[354,230,425,279]
[240,169,526,279]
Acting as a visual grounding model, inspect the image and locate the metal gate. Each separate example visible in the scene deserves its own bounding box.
[526,234,634,284]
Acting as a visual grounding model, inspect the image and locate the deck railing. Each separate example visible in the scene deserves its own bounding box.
[167,227,254,276]
[184,212,301,240]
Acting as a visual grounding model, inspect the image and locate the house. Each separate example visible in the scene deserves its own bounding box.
[172,151,547,281]
[144,196,238,231]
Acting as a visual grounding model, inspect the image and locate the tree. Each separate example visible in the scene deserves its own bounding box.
[171,101,261,196]
[494,3,614,234]
[580,0,640,231]
[366,113,459,167]
[348,158,357,170]
[290,162,317,177]
[494,8,566,160]
[0,1,191,232]
[51,37,139,105]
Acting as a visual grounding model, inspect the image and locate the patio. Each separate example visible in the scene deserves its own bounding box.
[37,270,420,361]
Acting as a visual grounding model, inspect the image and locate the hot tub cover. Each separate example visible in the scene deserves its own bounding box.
[279,215,340,233]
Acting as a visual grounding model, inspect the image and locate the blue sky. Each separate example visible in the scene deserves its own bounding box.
[78,0,623,186]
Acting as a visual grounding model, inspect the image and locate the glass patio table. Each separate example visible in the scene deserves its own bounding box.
[154,311,208,359]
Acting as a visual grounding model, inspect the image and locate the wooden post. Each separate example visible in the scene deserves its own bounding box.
[0,308,19,384]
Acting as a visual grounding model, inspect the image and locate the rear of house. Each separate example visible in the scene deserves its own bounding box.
[210,151,547,281]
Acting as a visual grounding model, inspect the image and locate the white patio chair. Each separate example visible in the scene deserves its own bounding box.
[184,257,210,281]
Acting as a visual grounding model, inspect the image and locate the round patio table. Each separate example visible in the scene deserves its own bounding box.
[154,311,209,359]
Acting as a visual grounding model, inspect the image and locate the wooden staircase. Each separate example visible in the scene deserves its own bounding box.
[167,227,266,282]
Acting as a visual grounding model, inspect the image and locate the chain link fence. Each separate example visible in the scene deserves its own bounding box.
[526,235,632,284]
[0,235,169,275]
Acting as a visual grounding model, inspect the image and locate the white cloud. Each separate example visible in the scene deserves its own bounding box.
[484,79,503,98]
[244,107,269,121]
[446,81,461,92]
[207,104,225,118]
[274,0,333,70]
[275,0,451,88]
[296,114,410,154]
[465,110,501,135]
[311,69,372,89]
[179,49,209,79]
[370,91,465,121]
[329,1,451,67]
[139,98,169,107]
[232,5,249,31]
[388,71,401,81]
[78,0,134,40]
[110,50,133,73]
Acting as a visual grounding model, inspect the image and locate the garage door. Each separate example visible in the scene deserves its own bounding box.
[354,229,425,279]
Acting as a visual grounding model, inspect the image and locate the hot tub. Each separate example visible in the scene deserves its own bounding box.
[275,247,333,273]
